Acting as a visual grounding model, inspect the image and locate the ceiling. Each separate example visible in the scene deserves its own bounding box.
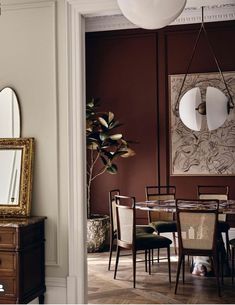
[85,0,235,32]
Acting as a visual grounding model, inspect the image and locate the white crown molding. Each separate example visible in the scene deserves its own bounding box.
[85,4,235,32]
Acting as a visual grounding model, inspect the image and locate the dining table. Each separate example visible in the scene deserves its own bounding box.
[135,199,235,214]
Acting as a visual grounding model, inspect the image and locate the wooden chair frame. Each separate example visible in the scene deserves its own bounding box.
[145,185,177,259]
[114,195,171,288]
[197,185,230,258]
[174,199,222,297]
[108,189,120,270]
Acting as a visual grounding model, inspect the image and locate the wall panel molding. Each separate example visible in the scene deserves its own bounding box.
[1,0,60,267]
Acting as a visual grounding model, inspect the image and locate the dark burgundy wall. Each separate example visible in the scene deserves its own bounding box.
[86,21,235,223]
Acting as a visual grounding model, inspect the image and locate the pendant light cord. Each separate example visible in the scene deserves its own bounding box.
[175,7,234,113]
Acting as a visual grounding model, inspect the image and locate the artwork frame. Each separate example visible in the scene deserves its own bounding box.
[169,71,235,176]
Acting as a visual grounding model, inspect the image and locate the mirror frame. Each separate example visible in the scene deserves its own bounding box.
[0,138,34,217]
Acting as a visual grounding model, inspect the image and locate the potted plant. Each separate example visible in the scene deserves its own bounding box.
[86,98,135,252]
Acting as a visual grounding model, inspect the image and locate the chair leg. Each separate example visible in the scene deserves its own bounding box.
[152,248,154,265]
[148,249,151,275]
[212,254,221,297]
[221,251,224,285]
[232,246,234,284]
[173,232,177,255]
[114,246,120,279]
[167,246,171,283]
[182,255,185,284]
[175,254,183,294]
[225,231,231,259]
[157,232,160,263]
[145,249,148,272]
[108,234,114,271]
[133,249,136,288]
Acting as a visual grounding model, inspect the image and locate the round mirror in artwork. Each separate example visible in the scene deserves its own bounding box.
[0,87,21,138]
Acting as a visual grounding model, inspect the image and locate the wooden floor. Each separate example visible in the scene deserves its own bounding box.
[88,250,235,304]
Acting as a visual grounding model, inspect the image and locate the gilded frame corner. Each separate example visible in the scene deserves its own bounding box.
[0,138,34,217]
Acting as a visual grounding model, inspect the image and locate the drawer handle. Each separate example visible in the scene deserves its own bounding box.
[0,284,4,292]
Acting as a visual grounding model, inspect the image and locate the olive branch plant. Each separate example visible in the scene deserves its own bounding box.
[86,98,135,219]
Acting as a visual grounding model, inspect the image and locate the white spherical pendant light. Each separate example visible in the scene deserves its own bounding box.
[117,0,186,30]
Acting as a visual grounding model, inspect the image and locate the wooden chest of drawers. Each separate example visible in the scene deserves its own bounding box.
[0,217,46,304]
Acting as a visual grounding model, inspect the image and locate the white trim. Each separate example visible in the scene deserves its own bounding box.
[44,277,67,304]
[1,1,55,11]
[66,1,121,303]
[46,277,67,287]
[66,1,87,304]
[85,4,235,32]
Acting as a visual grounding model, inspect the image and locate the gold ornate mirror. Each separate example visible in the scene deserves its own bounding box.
[0,138,34,217]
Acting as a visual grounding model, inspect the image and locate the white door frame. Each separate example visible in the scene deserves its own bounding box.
[65,1,234,303]
[65,1,119,303]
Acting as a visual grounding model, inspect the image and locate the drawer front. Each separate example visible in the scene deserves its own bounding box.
[0,252,17,275]
[0,229,16,249]
[0,278,17,298]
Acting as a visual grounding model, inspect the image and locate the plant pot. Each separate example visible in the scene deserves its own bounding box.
[87,214,110,252]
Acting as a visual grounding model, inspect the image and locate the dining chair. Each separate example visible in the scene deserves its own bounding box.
[145,186,177,261]
[229,238,235,283]
[114,195,172,288]
[174,199,223,297]
[108,189,154,270]
[197,185,230,257]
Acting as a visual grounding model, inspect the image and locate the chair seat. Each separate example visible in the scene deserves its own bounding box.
[136,232,172,250]
[136,225,155,234]
[113,225,154,237]
[218,220,230,232]
[229,238,235,247]
[150,220,177,233]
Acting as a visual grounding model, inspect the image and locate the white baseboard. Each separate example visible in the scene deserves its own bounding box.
[29,277,67,304]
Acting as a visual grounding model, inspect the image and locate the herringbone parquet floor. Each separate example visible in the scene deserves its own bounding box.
[88,250,235,304]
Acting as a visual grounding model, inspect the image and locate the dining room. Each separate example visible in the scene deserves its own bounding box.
[85,0,235,303]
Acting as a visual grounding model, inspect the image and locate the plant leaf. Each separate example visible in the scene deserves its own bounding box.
[108,112,114,123]
[109,120,122,129]
[98,117,109,128]
[121,148,136,158]
[111,151,128,159]
[107,164,118,174]
[87,142,99,150]
[99,133,108,141]
[109,134,122,140]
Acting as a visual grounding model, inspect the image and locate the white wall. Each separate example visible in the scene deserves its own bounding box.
[0,0,68,302]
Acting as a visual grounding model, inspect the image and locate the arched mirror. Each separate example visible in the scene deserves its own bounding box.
[0,87,22,209]
[0,88,33,217]
[0,87,21,138]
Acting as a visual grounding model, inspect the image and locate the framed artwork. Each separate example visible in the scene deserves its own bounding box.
[169,71,235,176]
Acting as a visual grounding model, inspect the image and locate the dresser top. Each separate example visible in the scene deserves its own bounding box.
[0,216,46,227]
